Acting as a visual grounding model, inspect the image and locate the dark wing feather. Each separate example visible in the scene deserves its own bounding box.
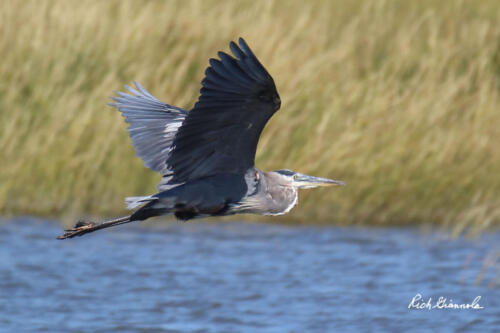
[166,38,281,183]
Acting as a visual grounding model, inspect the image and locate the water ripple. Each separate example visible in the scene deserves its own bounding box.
[0,218,498,332]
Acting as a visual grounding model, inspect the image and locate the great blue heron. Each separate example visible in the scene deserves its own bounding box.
[58,38,344,240]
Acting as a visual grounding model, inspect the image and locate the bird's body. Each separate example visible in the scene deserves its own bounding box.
[131,168,301,222]
[58,38,344,239]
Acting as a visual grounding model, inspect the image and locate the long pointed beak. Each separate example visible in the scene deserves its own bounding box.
[294,174,346,188]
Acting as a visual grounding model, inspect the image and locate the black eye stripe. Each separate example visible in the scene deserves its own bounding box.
[276,169,295,177]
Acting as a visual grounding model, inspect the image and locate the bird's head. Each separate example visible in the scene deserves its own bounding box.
[273,169,345,189]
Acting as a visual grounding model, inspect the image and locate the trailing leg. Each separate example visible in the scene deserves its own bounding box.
[57,215,134,239]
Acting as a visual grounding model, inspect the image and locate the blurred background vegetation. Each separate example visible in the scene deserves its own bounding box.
[1,0,499,233]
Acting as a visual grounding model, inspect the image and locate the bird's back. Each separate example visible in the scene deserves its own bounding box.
[132,172,252,221]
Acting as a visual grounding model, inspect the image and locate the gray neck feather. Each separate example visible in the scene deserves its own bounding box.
[262,172,298,215]
[231,169,299,216]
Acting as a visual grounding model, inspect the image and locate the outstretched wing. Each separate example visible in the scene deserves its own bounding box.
[110,81,188,175]
[167,38,281,183]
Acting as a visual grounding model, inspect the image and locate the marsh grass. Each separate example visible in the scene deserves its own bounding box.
[1,0,500,232]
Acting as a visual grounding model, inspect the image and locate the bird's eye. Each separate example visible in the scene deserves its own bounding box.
[293,175,298,180]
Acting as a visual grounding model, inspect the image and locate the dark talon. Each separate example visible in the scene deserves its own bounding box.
[58,221,96,239]
[57,216,131,239]
[75,220,94,228]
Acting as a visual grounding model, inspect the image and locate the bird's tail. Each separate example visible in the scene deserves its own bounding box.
[125,195,156,209]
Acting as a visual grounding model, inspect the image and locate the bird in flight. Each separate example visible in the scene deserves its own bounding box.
[58,38,344,239]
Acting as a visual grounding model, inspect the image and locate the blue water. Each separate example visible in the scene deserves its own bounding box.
[0,217,498,332]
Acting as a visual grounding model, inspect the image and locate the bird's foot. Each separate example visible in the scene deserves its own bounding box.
[57,220,96,239]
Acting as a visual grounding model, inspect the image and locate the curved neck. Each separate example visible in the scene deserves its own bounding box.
[261,172,299,215]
